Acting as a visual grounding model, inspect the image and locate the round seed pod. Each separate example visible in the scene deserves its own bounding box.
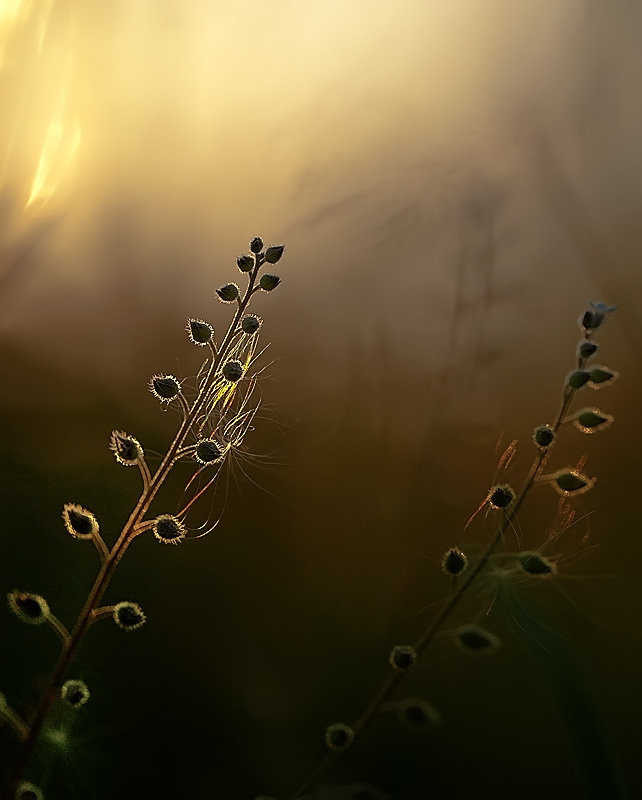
[517,551,557,576]
[237,255,254,273]
[216,283,240,302]
[441,547,468,576]
[194,439,223,465]
[113,601,146,631]
[152,514,187,545]
[109,430,144,466]
[395,697,441,729]
[259,273,280,292]
[324,722,354,752]
[186,319,214,346]
[389,645,417,671]
[241,314,262,335]
[455,624,500,654]
[222,359,244,382]
[7,590,49,626]
[62,503,99,540]
[532,424,555,448]
[249,237,264,254]
[149,374,181,401]
[61,679,90,709]
[15,782,44,800]
[487,484,516,510]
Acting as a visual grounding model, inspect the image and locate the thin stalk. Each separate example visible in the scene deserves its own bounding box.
[292,364,581,799]
[1,259,264,798]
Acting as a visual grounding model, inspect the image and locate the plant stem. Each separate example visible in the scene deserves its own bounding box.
[1,261,262,798]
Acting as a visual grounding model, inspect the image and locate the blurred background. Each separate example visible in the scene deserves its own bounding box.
[1,0,641,797]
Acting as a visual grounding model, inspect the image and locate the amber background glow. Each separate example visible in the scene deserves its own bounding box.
[1,2,641,798]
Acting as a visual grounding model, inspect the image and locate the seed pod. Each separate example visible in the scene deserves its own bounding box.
[532,424,555,448]
[547,468,596,497]
[487,484,516,510]
[153,514,187,545]
[113,601,146,631]
[395,697,441,729]
[571,408,614,434]
[194,439,223,465]
[249,236,264,254]
[109,430,143,466]
[441,547,468,576]
[222,359,244,382]
[186,319,214,346]
[61,679,90,708]
[577,340,598,359]
[237,255,254,273]
[455,624,500,654]
[62,503,99,540]
[264,245,285,264]
[324,722,354,752]
[241,314,262,335]
[567,370,590,389]
[588,366,619,389]
[389,645,417,671]
[15,782,44,800]
[216,283,240,303]
[149,374,181,401]
[259,273,281,292]
[7,590,49,625]
[517,551,557,576]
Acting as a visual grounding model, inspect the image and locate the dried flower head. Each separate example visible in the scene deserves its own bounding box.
[7,590,49,625]
[532,424,555,449]
[113,601,146,631]
[487,484,516,510]
[186,318,214,346]
[241,314,262,335]
[61,679,90,708]
[389,645,417,671]
[441,547,468,576]
[109,430,143,466]
[455,624,500,654]
[517,551,557,576]
[194,438,223,465]
[149,374,181,402]
[216,283,240,303]
[395,697,441,729]
[250,236,264,254]
[222,359,244,383]
[62,503,99,540]
[15,782,43,800]
[153,514,187,545]
[325,722,354,752]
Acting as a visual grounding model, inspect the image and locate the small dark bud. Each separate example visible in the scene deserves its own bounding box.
[578,340,598,359]
[109,430,143,466]
[153,514,187,545]
[455,624,500,654]
[150,374,181,401]
[250,237,264,254]
[62,503,99,539]
[547,469,595,496]
[441,547,468,576]
[216,283,240,303]
[113,601,146,631]
[324,722,354,752]
[532,424,555,448]
[389,645,417,671]
[487,484,516,510]
[395,697,441,729]
[241,314,262,335]
[187,318,214,346]
[264,245,285,264]
[222,359,244,382]
[194,438,223,465]
[15,782,44,800]
[7,590,49,625]
[567,370,590,389]
[259,273,281,292]
[518,551,556,576]
[237,255,254,273]
[61,679,90,708]
[588,366,619,388]
[572,408,614,434]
